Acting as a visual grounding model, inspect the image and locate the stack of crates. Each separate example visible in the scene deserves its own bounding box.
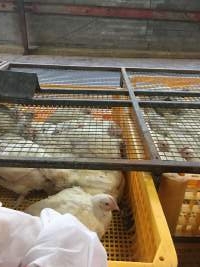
[0,82,178,267]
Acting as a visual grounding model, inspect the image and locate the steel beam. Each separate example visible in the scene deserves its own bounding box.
[40,88,129,96]
[9,63,200,75]
[135,90,200,97]
[0,156,199,173]
[139,100,200,108]
[0,96,132,107]
[16,0,29,55]
[121,68,160,160]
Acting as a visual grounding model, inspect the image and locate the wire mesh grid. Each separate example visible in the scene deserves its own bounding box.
[137,95,200,102]
[0,103,145,161]
[34,92,128,100]
[142,107,200,162]
[10,67,121,86]
[130,74,200,91]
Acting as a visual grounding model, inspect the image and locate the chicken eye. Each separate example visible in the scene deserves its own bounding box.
[105,202,109,206]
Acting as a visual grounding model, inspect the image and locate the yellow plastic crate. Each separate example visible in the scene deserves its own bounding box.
[130,75,200,238]
[0,86,177,266]
[0,171,177,267]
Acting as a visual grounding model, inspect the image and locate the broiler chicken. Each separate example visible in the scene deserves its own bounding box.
[66,119,122,158]
[0,132,124,204]
[150,130,183,160]
[46,108,91,123]
[30,122,73,156]
[25,186,119,239]
[54,169,124,200]
[31,117,122,158]
[0,134,74,206]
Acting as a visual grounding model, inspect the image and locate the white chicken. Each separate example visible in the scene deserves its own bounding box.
[0,133,49,157]
[54,169,125,200]
[0,134,74,205]
[46,108,91,123]
[0,133,124,205]
[30,122,73,156]
[25,186,119,239]
[150,130,183,161]
[30,114,122,159]
[66,119,122,158]
[57,116,122,138]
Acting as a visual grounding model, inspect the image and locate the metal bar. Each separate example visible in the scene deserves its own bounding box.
[121,68,160,160]
[135,90,200,97]
[0,157,199,173]
[9,63,200,75]
[139,100,200,108]
[24,3,200,23]
[10,63,122,72]
[15,0,29,55]
[40,88,129,96]
[0,96,132,107]
[0,62,10,70]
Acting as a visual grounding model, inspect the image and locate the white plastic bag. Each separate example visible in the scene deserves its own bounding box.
[0,207,107,267]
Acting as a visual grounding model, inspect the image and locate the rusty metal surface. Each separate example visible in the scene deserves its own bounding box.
[0,1,200,23]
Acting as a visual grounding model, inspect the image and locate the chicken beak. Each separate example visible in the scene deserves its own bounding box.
[112,201,120,211]
[109,196,120,211]
[114,204,120,211]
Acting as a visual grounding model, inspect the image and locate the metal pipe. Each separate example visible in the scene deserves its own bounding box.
[139,100,200,108]
[0,156,199,173]
[121,68,160,160]
[40,88,129,96]
[9,63,200,75]
[0,96,132,107]
[15,0,29,55]
[135,90,200,97]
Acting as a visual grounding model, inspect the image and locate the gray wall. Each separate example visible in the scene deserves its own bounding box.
[0,0,200,55]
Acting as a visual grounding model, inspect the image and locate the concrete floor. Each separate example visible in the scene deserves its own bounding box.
[1,54,200,70]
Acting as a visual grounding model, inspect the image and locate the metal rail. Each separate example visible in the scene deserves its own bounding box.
[9,63,200,75]
[135,90,200,97]
[0,156,199,173]
[139,100,200,108]
[0,97,132,107]
[40,88,129,96]
[121,68,160,160]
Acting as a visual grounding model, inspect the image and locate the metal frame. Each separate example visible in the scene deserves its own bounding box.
[0,62,200,174]
[121,67,160,160]
[16,0,29,55]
